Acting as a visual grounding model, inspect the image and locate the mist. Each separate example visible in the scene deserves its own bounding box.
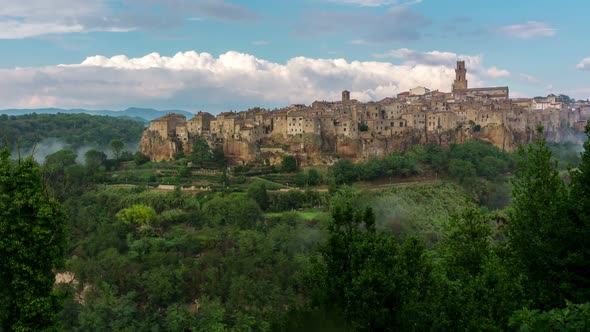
[10,137,139,164]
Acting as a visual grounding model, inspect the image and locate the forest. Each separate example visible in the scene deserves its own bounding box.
[0,113,589,331]
[0,113,145,152]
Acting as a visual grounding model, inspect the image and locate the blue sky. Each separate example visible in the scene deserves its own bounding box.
[0,0,588,112]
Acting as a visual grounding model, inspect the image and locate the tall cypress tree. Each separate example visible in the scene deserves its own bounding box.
[508,127,570,308]
[0,147,67,331]
[566,121,590,302]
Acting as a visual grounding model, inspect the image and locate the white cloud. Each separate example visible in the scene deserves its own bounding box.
[576,57,590,70]
[0,0,255,39]
[1,50,502,111]
[499,21,556,39]
[484,66,511,78]
[0,0,131,39]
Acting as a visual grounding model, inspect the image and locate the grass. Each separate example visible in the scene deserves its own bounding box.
[249,178,290,190]
[264,209,326,221]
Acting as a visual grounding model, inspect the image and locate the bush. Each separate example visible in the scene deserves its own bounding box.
[281,156,298,173]
[135,152,150,166]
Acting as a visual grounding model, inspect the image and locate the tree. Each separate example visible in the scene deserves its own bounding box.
[109,139,125,160]
[116,204,156,231]
[565,121,590,303]
[0,147,67,331]
[332,159,358,184]
[134,151,149,166]
[202,194,261,228]
[508,126,571,308]
[436,208,523,330]
[44,150,78,198]
[190,137,211,167]
[281,155,297,173]
[510,302,590,331]
[311,191,435,330]
[247,182,269,211]
[84,149,107,174]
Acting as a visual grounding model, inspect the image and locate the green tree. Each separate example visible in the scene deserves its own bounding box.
[332,159,358,184]
[311,192,435,330]
[307,168,322,186]
[247,182,269,211]
[109,139,125,160]
[44,150,78,198]
[134,151,149,165]
[565,121,590,302]
[435,208,523,330]
[281,155,298,173]
[508,126,571,308]
[191,137,211,167]
[84,149,107,174]
[202,194,261,228]
[510,301,590,331]
[0,148,67,331]
[116,204,156,230]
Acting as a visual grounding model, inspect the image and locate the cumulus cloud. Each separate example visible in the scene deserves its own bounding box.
[0,49,507,111]
[294,6,430,43]
[499,21,556,39]
[0,0,255,39]
[576,57,590,70]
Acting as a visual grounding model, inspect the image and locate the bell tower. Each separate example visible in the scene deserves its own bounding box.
[452,61,468,92]
[342,90,351,103]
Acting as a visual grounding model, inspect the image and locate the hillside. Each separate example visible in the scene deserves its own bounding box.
[0,113,146,152]
[0,107,194,122]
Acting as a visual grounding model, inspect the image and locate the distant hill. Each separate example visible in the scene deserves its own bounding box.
[0,107,194,121]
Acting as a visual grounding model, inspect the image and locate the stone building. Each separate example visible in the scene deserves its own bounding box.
[140,64,582,163]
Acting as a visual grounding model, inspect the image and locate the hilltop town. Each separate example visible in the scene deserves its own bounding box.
[140,61,590,165]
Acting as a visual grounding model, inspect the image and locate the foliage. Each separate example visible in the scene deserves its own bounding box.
[367,182,473,240]
[134,151,150,165]
[0,148,67,331]
[247,182,269,210]
[310,193,436,330]
[109,139,125,160]
[508,127,580,308]
[116,204,157,228]
[294,168,323,187]
[510,302,590,331]
[0,113,144,151]
[202,193,261,228]
[332,159,358,184]
[84,149,107,174]
[281,155,298,173]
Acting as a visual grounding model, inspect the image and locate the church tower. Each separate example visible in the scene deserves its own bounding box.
[452,61,468,92]
[342,90,351,103]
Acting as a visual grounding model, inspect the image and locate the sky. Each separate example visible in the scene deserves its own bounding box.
[0,0,588,113]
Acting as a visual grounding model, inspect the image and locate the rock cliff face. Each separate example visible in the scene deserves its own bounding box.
[139,131,187,162]
[139,119,580,165]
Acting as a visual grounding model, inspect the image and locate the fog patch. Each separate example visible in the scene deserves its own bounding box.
[10,137,139,164]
